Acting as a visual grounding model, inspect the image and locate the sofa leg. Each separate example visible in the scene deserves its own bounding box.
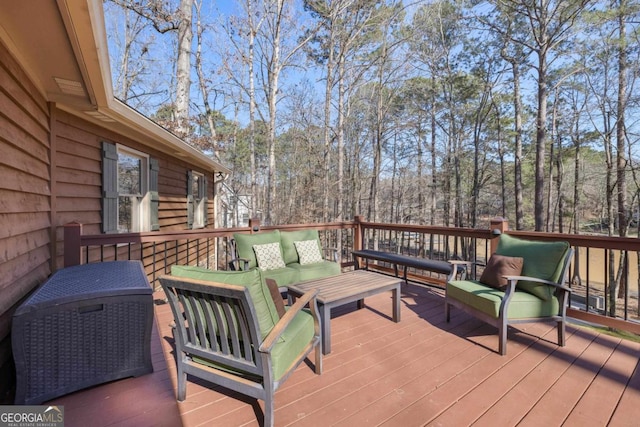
[445,301,450,322]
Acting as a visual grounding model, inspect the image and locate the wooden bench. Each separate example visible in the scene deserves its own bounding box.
[352,249,462,284]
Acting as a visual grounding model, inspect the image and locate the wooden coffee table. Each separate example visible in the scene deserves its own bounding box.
[287,270,402,354]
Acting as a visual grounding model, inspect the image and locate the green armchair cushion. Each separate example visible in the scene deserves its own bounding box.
[447,279,560,319]
[234,230,281,269]
[271,307,316,380]
[495,234,570,300]
[170,265,280,340]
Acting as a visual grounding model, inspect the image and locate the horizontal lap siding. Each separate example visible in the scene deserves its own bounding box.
[53,112,104,268]
[0,40,50,401]
[53,112,216,284]
[159,160,189,229]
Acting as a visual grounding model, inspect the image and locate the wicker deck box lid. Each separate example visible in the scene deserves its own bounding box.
[15,261,152,314]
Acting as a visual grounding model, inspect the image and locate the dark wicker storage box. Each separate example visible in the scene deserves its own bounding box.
[12,261,154,405]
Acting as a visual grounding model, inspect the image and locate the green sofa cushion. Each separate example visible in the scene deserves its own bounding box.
[280,229,321,265]
[234,230,282,270]
[447,279,560,319]
[233,229,341,289]
[495,234,570,300]
[170,265,280,340]
[289,261,341,282]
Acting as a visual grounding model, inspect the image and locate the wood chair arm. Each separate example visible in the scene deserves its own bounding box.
[259,289,319,353]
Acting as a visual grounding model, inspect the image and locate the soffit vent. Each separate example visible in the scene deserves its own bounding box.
[54,77,86,97]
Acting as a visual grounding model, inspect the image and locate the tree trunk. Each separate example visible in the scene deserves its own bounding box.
[513,61,524,230]
[616,3,628,299]
[535,49,548,231]
[264,0,284,226]
[336,55,346,260]
[322,30,335,223]
[194,1,218,158]
[175,0,193,137]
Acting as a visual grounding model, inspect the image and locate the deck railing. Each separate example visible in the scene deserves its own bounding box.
[63,219,359,288]
[64,216,640,336]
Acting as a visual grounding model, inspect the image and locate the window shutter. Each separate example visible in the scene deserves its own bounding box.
[186,170,194,229]
[202,176,208,226]
[102,141,118,233]
[149,158,160,231]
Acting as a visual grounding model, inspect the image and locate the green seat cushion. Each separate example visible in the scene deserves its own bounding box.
[234,231,282,270]
[288,261,341,282]
[171,265,280,340]
[280,230,321,265]
[271,308,316,380]
[260,267,300,288]
[447,280,560,319]
[495,234,570,300]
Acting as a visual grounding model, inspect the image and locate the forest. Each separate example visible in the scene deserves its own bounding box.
[104,0,640,237]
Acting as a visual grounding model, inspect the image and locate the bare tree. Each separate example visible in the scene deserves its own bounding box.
[220,0,266,218]
[193,0,218,157]
[478,5,532,229]
[495,0,592,230]
[110,0,193,137]
[104,3,157,109]
[255,0,318,224]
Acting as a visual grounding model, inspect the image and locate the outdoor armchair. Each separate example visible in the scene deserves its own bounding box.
[445,234,573,355]
[160,268,322,427]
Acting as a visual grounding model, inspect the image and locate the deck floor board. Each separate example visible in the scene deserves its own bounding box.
[45,282,640,427]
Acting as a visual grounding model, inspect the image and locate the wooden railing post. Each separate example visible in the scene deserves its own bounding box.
[249,218,261,233]
[64,222,83,267]
[489,217,508,255]
[353,215,364,268]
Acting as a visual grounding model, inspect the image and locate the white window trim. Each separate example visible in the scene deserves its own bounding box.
[117,144,150,233]
[192,170,206,229]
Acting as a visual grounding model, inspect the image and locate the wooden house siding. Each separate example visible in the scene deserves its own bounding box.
[52,110,217,267]
[0,39,52,400]
[0,0,227,404]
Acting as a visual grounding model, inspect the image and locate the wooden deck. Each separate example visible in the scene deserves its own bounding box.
[47,282,640,426]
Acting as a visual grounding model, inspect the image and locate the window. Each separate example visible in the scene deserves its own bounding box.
[117,148,148,232]
[187,170,208,229]
[102,141,159,233]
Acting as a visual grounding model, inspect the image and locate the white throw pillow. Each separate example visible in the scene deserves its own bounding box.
[253,242,286,270]
[294,240,323,265]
